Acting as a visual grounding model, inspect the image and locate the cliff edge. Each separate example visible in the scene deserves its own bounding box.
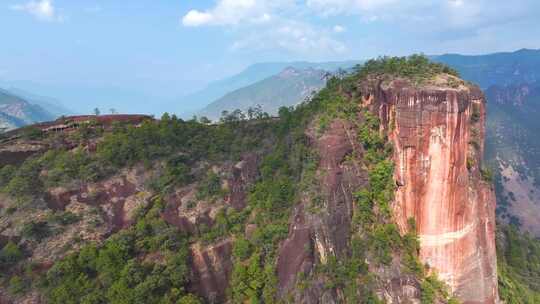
[362,74,498,303]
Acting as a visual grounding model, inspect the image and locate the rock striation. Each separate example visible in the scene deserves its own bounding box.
[363,76,499,303]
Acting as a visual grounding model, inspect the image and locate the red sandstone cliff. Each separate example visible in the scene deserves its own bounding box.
[363,76,499,303]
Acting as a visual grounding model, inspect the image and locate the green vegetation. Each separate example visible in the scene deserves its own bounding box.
[3,157,43,200]
[21,126,43,140]
[0,112,276,201]
[228,113,312,303]
[198,207,250,244]
[196,170,224,200]
[420,273,459,304]
[21,221,51,240]
[47,211,81,226]
[43,198,202,304]
[481,167,494,182]
[0,241,24,272]
[9,275,26,295]
[497,225,540,303]
[355,54,460,84]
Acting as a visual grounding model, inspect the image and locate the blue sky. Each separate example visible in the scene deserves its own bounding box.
[1,0,540,113]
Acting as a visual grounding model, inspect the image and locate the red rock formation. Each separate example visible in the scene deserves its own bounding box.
[364,77,498,303]
[190,239,234,303]
[276,118,367,302]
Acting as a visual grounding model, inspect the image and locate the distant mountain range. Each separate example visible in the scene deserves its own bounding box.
[5,87,72,117]
[0,79,162,116]
[190,49,540,121]
[432,48,540,88]
[177,60,361,118]
[197,67,328,120]
[0,89,58,131]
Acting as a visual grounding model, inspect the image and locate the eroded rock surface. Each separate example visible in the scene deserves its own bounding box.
[190,239,234,303]
[366,77,499,303]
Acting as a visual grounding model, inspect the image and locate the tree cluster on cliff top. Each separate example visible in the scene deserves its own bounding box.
[354,54,460,83]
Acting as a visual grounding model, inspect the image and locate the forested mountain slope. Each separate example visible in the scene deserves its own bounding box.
[197,67,327,120]
[433,49,540,89]
[0,56,536,303]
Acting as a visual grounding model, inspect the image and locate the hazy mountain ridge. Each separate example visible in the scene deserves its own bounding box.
[5,88,72,117]
[0,89,56,131]
[178,60,361,117]
[197,67,328,120]
[432,48,540,88]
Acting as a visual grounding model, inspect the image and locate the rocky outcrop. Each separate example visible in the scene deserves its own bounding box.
[365,77,498,303]
[276,118,363,302]
[190,239,234,303]
[160,154,260,302]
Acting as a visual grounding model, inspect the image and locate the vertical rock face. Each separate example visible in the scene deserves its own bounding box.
[365,78,499,303]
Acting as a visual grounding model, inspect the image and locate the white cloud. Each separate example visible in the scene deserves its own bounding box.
[181,0,348,56]
[182,0,540,57]
[230,20,347,56]
[181,0,284,27]
[183,10,214,26]
[306,0,399,16]
[11,0,61,22]
[333,25,345,33]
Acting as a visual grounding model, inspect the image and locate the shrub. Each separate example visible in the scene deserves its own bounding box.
[369,224,401,265]
[233,237,252,261]
[0,241,23,270]
[4,159,43,198]
[467,158,474,171]
[0,165,15,188]
[21,221,50,241]
[21,127,43,140]
[481,167,494,182]
[196,171,223,200]
[178,294,202,304]
[9,275,27,294]
[48,211,81,226]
